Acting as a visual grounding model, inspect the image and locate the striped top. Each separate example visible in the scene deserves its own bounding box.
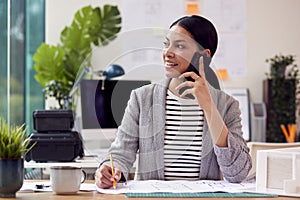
[164,90,204,180]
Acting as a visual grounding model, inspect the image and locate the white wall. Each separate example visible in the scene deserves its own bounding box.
[243,0,300,102]
[46,0,300,102]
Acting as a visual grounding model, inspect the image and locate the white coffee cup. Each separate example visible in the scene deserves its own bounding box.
[50,166,86,194]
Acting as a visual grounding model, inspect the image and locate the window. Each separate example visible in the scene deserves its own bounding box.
[0,0,45,133]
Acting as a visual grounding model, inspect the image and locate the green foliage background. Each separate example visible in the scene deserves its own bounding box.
[33,5,121,109]
[265,54,299,142]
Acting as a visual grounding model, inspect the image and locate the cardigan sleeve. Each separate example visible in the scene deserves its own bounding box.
[213,94,252,183]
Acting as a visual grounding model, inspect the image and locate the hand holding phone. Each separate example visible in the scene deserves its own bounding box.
[178,52,211,98]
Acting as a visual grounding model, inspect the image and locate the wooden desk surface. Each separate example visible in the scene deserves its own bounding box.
[10,181,296,200]
[11,191,297,200]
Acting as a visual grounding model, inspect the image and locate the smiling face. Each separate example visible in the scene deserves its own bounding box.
[163,25,200,78]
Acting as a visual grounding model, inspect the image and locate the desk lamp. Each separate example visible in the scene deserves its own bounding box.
[64,64,125,110]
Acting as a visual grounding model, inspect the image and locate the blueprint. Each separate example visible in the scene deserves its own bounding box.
[96,180,255,194]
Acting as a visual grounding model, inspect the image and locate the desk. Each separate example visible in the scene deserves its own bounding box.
[8,180,295,200]
[24,148,111,169]
[10,191,297,200]
[25,160,99,169]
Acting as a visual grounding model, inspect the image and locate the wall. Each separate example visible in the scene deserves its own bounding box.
[45,0,300,102]
[244,0,300,102]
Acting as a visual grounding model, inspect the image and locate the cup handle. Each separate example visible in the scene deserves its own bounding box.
[81,170,87,183]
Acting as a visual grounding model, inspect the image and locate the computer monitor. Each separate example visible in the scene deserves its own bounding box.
[78,79,151,153]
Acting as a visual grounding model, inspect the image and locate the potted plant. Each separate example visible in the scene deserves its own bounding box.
[0,118,35,198]
[263,54,299,142]
[33,4,122,109]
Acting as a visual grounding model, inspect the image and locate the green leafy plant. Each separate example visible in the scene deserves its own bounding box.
[33,5,122,109]
[264,54,299,142]
[265,54,298,79]
[0,118,35,159]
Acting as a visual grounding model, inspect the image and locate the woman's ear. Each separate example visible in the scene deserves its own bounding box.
[199,49,211,57]
[204,49,211,57]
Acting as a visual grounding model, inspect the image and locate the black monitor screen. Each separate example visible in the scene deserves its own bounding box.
[80,80,151,129]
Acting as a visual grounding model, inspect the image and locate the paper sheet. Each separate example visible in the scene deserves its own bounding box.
[203,0,247,32]
[96,180,256,194]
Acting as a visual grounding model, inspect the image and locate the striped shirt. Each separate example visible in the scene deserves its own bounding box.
[164,90,204,180]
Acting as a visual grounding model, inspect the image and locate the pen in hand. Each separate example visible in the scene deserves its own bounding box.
[109,153,117,189]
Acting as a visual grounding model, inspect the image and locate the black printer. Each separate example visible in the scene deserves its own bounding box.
[26,109,84,162]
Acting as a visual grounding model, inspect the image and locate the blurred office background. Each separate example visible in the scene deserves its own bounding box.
[1,0,300,139]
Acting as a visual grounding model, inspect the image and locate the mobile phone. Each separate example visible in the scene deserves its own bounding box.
[186,52,212,81]
[185,52,201,82]
[179,52,211,98]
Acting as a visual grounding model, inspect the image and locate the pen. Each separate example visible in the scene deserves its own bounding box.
[35,184,51,189]
[109,153,117,189]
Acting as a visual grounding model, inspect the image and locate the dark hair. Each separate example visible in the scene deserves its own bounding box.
[170,15,218,58]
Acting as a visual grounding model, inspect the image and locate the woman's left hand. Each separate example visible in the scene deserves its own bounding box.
[176,56,213,110]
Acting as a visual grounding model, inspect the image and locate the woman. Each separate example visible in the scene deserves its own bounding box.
[95,15,252,189]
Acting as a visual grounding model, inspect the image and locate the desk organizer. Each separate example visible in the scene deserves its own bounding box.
[256,147,300,197]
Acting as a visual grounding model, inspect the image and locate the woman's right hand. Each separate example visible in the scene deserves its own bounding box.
[95,164,122,189]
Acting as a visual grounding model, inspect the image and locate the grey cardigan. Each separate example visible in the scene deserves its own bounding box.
[102,79,252,183]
